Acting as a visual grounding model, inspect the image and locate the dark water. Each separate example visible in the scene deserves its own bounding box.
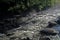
[53,25,60,33]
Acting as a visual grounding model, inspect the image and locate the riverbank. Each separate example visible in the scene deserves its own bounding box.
[0,1,60,40]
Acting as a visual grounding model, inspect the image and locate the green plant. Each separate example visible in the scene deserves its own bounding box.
[0,0,55,14]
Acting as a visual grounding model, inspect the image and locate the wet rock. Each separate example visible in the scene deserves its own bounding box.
[40,28,59,36]
[9,36,31,40]
[21,37,30,40]
[10,37,20,40]
[0,33,5,37]
[39,37,50,40]
[55,16,60,24]
[56,19,60,24]
[47,21,57,28]
[6,33,14,36]
[0,33,9,40]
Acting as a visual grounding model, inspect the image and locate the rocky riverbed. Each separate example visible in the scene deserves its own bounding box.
[0,3,60,40]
